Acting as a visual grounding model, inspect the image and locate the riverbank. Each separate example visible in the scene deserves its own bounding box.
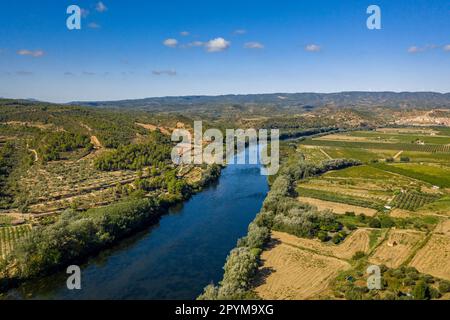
[198,158,361,299]
[0,164,222,293]
[1,144,268,299]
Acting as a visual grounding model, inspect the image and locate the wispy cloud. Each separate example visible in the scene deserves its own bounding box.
[17,49,45,57]
[234,29,247,35]
[205,37,230,52]
[152,69,177,76]
[305,44,321,52]
[180,41,204,48]
[407,46,422,54]
[408,44,440,54]
[88,22,101,29]
[16,71,34,76]
[96,2,107,13]
[443,44,450,52]
[180,31,190,36]
[64,72,75,76]
[163,38,178,48]
[244,41,264,49]
[82,71,96,76]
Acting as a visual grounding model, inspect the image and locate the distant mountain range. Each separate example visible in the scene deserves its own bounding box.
[70,92,450,111]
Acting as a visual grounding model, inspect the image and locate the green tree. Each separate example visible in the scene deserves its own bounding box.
[413,280,430,300]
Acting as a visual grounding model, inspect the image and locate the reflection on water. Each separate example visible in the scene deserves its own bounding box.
[6,144,269,300]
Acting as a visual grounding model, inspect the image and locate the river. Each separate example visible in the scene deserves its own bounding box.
[6,144,269,299]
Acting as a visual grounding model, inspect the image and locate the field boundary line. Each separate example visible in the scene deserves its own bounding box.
[367,228,390,258]
[272,234,351,263]
[393,150,404,159]
[402,232,432,267]
[319,148,333,160]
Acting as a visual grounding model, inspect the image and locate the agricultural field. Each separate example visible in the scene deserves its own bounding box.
[0,224,32,259]
[253,229,386,299]
[16,151,143,214]
[317,129,450,145]
[369,229,426,268]
[296,128,450,218]
[253,233,351,300]
[297,197,378,216]
[252,128,450,300]
[301,136,450,154]
[409,234,450,281]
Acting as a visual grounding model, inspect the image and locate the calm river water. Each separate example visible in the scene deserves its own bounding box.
[6,144,269,299]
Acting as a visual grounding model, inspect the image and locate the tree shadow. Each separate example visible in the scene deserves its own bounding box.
[251,238,281,287]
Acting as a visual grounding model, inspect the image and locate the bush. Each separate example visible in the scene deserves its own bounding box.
[352,251,366,260]
[429,287,442,299]
[217,247,259,299]
[413,280,430,300]
[368,218,381,228]
[345,223,357,231]
[332,232,347,244]
[238,222,270,249]
[379,215,395,228]
[438,280,450,294]
[317,231,330,242]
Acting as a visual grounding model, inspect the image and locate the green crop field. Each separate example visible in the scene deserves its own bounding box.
[296,186,384,210]
[392,191,440,211]
[300,139,450,153]
[324,165,400,180]
[371,163,450,188]
[347,131,450,145]
[322,147,395,163]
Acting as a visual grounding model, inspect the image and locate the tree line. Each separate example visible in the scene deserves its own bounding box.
[198,158,361,300]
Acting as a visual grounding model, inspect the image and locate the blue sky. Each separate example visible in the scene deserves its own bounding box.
[0,0,449,102]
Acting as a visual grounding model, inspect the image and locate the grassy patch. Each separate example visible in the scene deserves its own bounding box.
[372,163,450,188]
[296,186,384,210]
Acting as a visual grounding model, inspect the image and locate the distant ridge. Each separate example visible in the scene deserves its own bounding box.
[70,91,450,110]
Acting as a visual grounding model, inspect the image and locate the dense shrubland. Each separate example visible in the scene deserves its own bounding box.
[95,132,172,171]
[0,142,33,208]
[0,198,164,286]
[35,131,92,162]
[333,256,449,300]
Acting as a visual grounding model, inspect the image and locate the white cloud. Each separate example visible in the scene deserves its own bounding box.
[408,44,441,53]
[244,42,264,49]
[180,31,190,36]
[305,44,321,52]
[407,46,422,53]
[234,29,247,35]
[17,49,45,57]
[152,70,177,76]
[82,71,96,76]
[96,2,107,13]
[205,37,230,52]
[88,22,101,29]
[163,38,178,48]
[64,72,75,76]
[444,45,450,52]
